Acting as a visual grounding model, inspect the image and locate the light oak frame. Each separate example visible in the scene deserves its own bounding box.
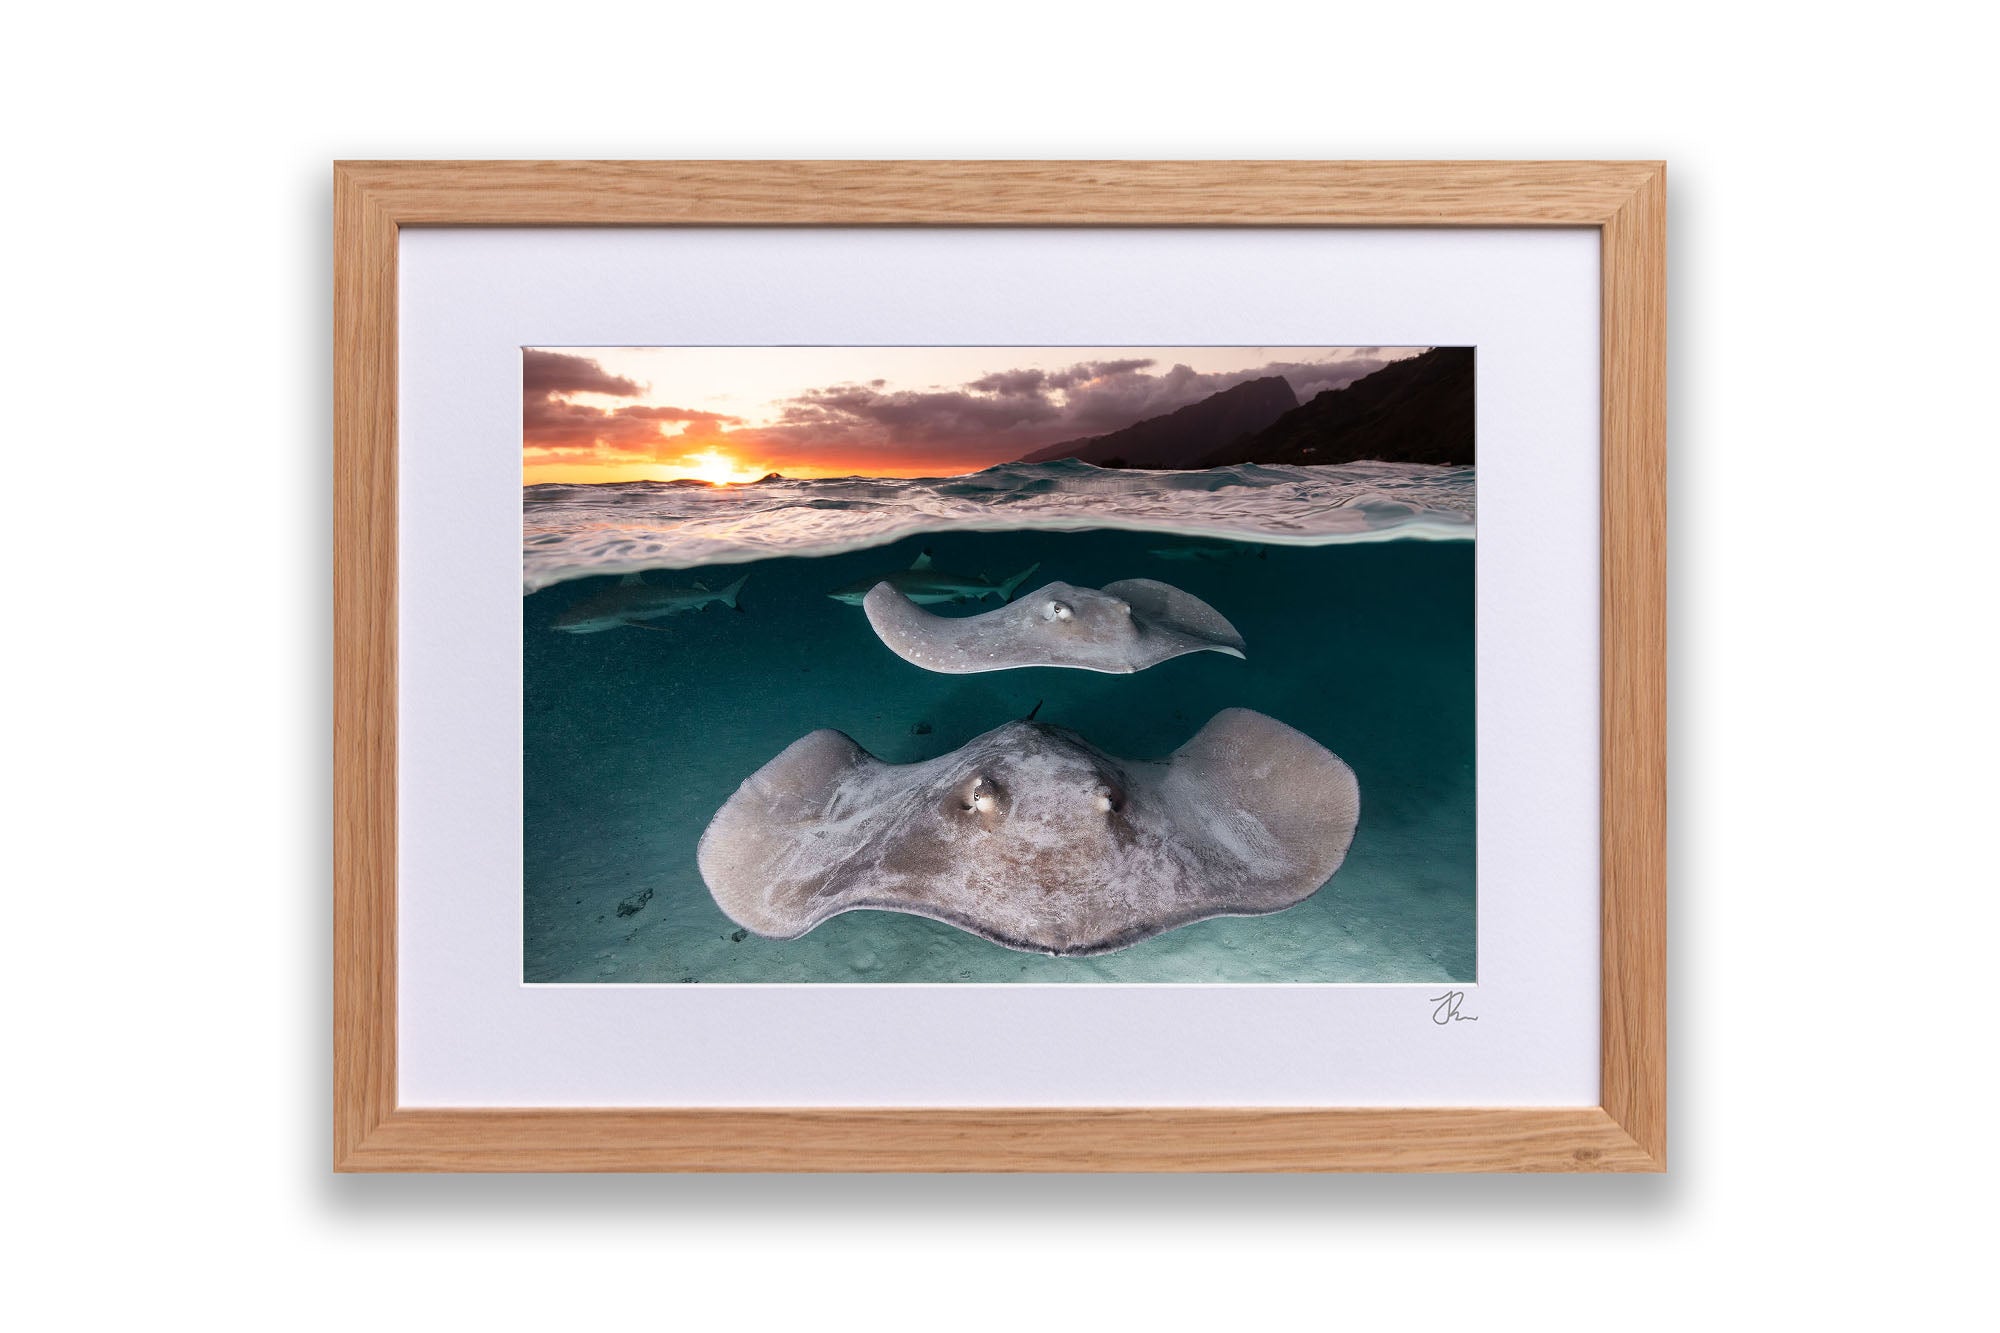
[334,160,1665,1172]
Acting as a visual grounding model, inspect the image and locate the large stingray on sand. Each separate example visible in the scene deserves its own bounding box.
[863,578,1246,674]
[697,709,1359,957]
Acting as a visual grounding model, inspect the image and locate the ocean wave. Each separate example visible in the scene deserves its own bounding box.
[523,459,1474,592]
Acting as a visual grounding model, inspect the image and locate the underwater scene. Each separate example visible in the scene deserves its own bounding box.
[522,346,1474,984]
[524,462,1480,980]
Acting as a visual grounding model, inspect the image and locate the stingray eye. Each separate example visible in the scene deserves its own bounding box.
[1045,599,1073,622]
[1093,783,1125,814]
[961,774,1002,815]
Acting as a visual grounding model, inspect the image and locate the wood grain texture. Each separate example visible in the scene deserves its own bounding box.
[340,1107,1655,1173]
[1599,164,1668,1165]
[334,159,1659,226]
[332,166,399,1163]
[332,160,1667,1172]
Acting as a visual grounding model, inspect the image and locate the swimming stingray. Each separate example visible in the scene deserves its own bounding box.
[862,578,1245,674]
[697,708,1359,956]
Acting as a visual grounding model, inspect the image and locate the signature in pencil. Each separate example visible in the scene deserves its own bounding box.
[1430,990,1479,1025]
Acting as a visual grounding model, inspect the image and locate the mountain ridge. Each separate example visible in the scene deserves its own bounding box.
[1014,350,1473,470]
[1198,347,1473,468]
[1017,374,1299,468]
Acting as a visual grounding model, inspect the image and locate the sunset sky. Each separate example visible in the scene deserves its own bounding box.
[522,346,1422,485]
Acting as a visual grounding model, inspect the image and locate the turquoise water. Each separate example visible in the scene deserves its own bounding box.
[523,523,1474,984]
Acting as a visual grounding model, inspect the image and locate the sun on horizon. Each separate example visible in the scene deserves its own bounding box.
[657,448,769,486]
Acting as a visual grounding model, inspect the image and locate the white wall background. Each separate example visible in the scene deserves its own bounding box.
[5,2,1990,1328]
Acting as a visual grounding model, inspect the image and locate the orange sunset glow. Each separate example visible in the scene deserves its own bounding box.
[657,448,769,486]
[523,346,1422,487]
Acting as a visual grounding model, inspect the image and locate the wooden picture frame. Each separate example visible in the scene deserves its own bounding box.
[334,160,1665,1172]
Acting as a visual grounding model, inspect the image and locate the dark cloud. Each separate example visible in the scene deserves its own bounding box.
[1044,358,1157,389]
[523,349,643,398]
[744,352,1412,464]
[523,352,738,457]
[775,379,1066,445]
[967,368,1048,396]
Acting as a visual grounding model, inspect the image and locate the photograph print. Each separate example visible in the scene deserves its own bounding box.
[524,346,1474,984]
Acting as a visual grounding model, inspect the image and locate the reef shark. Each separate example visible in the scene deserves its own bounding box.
[1147,540,1267,562]
[828,551,1040,606]
[553,571,749,633]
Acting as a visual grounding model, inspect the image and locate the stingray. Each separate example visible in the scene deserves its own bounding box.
[862,578,1246,674]
[697,708,1359,957]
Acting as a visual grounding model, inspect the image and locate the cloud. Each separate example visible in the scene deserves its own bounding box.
[523,352,739,458]
[522,348,1426,473]
[965,359,1158,397]
[523,349,643,398]
[743,351,1415,465]
[775,380,1066,443]
[966,367,1049,396]
[1045,358,1157,389]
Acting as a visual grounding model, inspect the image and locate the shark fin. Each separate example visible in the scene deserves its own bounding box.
[910,550,933,570]
[692,580,708,592]
[718,573,750,611]
[619,573,646,587]
[997,562,1042,602]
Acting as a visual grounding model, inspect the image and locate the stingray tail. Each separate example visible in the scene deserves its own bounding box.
[718,573,750,611]
[998,562,1040,602]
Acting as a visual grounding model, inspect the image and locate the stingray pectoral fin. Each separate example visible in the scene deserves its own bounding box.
[1102,578,1247,655]
[862,582,970,672]
[696,729,879,938]
[1164,708,1360,908]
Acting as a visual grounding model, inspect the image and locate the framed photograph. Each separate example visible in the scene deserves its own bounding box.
[335,160,1664,1171]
